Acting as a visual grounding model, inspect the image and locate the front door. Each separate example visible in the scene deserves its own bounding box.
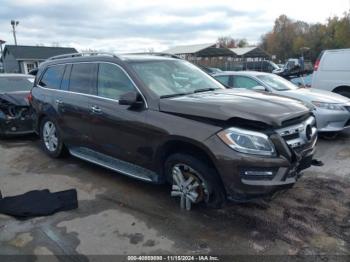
[88,62,152,168]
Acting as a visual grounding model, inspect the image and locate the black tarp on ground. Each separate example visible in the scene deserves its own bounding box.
[0,189,78,219]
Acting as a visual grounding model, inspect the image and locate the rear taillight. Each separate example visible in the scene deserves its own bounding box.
[314,59,320,71]
[314,51,324,71]
[27,92,33,103]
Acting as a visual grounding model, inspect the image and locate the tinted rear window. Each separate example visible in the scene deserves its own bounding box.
[0,76,34,92]
[69,63,98,95]
[39,65,65,89]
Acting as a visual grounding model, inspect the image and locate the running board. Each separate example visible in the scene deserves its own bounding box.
[69,147,160,183]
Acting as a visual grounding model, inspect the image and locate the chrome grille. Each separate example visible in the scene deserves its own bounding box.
[276,116,317,149]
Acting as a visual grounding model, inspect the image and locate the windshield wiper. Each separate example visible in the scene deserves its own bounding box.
[160,92,191,99]
[160,88,218,98]
[193,88,217,93]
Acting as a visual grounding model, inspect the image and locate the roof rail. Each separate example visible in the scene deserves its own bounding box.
[47,52,121,61]
[125,52,182,59]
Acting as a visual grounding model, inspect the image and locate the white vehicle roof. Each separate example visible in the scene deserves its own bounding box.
[213,71,270,77]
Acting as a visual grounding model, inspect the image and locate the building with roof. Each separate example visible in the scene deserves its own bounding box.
[1,45,78,74]
[230,46,270,60]
[164,43,235,59]
[163,44,270,70]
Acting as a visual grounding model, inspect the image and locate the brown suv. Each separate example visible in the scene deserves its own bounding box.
[30,52,317,210]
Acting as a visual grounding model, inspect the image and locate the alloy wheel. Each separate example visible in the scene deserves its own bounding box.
[170,163,209,211]
[43,121,58,152]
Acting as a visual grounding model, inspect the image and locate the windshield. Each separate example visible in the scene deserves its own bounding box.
[209,67,222,73]
[256,74,299,91]
[130,60,225,97]
[270,61,279,70]
[0,76,34,92]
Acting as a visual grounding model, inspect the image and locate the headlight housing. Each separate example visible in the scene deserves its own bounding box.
[218,127,276,156]
[312,101,346,111]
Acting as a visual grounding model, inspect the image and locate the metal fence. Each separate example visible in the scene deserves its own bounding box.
[188,57,274,72]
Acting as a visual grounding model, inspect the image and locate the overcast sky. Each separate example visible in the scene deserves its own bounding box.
[0,0,349,52]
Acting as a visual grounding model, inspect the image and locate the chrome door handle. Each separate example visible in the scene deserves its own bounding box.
[55,99,63,105]
[91,105,102,113]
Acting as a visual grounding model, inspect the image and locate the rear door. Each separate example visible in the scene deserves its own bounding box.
[318,50,350,91]
[37,63,65,127]
[59,62,98,148]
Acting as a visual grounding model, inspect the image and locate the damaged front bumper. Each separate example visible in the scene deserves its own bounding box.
[0,110,35,136]
[204,116,318,201]
[239,135,317,187]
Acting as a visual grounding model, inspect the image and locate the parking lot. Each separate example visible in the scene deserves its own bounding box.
[0,132,349,257]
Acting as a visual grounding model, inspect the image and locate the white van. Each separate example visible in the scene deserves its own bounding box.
[312,49,350,98]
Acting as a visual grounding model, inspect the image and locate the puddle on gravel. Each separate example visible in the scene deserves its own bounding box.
[57,209,176,255]
[337,149,350,159]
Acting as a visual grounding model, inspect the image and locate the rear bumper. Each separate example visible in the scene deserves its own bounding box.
[204,133,317,200]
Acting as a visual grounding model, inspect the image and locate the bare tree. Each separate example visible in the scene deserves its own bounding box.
[217,36,236,48]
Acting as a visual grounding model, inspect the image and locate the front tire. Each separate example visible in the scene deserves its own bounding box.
[40,117,65,158]
[165,153,225,210]
[320,131,339,140]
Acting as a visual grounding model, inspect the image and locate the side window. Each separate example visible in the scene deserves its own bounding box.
[97,63,135,100]
[267,63,274,72]
[215,75,231,87]
[233,76,260,89]
[39,65,65,89]
[262,62,268,71]
[69,63,98,95]
[61,64,72,91]
[286,61,295,70]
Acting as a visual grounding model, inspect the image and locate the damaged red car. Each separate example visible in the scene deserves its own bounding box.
[0,74,35,137]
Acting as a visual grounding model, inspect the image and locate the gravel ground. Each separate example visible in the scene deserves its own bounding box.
[0,131,349,259]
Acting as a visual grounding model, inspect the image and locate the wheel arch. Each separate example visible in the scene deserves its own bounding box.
[33,113,48,134]
[333,85,350,96]
[35,106,60,134]
[154,137,224,186]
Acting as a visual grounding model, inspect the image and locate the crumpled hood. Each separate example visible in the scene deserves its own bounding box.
[280,88,350,104]
[159,89,310,127]
[0,91,30,106]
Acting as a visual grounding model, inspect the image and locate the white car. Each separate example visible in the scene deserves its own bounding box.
[312,49,350,98]
[213,71,350,134]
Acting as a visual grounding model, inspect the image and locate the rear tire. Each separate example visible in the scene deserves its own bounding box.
[164,153,226,210]
[40,117,66,158]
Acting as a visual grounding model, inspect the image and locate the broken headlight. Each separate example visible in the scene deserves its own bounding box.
[218,127,276,156]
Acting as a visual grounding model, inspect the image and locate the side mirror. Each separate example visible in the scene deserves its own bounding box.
[252,85,266,91]
[119,92,143,107]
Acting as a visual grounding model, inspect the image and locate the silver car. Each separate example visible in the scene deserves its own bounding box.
[213,71,350,133]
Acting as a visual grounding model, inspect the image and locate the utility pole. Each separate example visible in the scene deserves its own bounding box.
[0,39,5,59]
[0,39,5,72]
[11,20,19,46]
